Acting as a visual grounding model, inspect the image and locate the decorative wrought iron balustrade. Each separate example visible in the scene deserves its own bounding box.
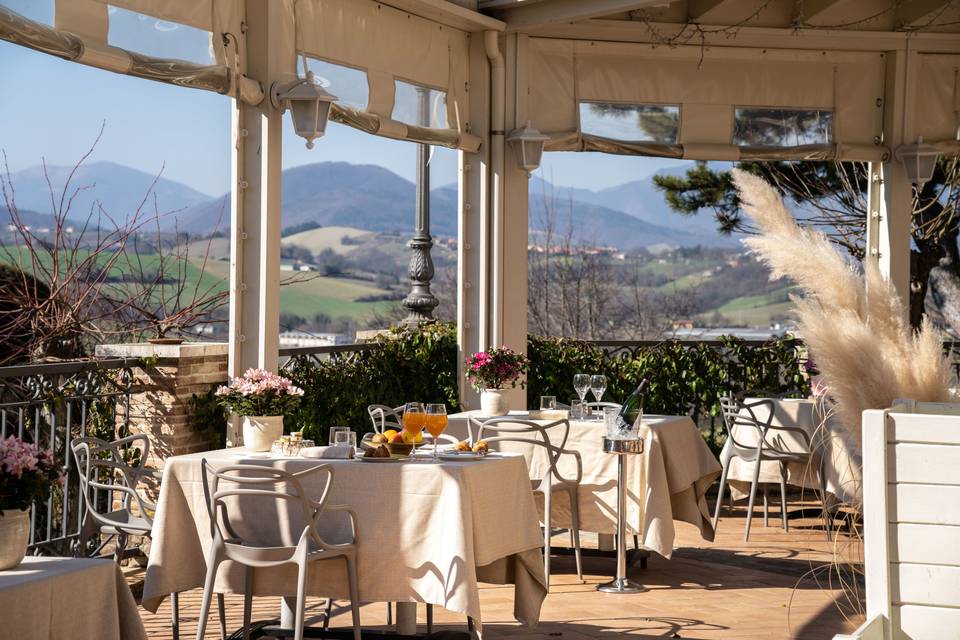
[279,342,378,371]
[0,358,140,555]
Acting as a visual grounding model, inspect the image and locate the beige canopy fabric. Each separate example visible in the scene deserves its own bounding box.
[915,53,960,146]
[48,0,478,151]
[529,37,889,162]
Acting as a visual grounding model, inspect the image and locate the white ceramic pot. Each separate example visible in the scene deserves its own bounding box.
[0,509,29,571]
[480,390,509,416]
[243,415,284,452]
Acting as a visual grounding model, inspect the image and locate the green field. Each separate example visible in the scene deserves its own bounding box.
[714,287,794,325]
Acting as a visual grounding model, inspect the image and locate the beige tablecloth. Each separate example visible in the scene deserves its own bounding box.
[723,398,862,506]
[447,411,722,558]
[0,556,147,640]
[142,449,547,627]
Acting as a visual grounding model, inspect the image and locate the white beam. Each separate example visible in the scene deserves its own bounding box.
[896,0,957,27]
[493,0,667,31]
[795,0,850,22]
[687,0,732,21]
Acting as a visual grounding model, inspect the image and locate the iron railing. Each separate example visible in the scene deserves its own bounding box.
[278,342,378,371]
[0,358,140,555]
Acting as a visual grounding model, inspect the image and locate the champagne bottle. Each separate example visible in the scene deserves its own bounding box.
[616,378,650,435]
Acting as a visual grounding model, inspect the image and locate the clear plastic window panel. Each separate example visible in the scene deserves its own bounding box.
[1,0,53,25]
[579,103,680,144]
[733,108,833,147]
[108,6,214,65]
[392,80,448,129]
[305,58,368,111]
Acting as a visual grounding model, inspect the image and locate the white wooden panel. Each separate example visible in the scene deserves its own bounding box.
[889,412,960,445]
[889,443,960,484]
[895,564,960,608]
[862,409,893,622]
[896,604,960,640]
[891,484,960,525]
[891,523,960,565]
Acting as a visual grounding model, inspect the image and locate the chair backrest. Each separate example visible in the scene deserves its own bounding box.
[71,434,155,529]
[860,403,960,638]
[719,395,776,452]
[367,404,404,433]
[201,460,335,559]
[471,417,569,482]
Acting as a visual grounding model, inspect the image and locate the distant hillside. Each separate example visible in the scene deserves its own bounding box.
[7,160,738,249]
[6,161,215,225]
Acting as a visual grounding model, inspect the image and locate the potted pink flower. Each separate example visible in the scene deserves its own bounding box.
[466,347,529,416]
[0,436,60,569]
[215,368,304,451]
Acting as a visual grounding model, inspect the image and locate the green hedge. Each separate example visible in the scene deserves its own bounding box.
[276,324,808,449]
[285,323,461,443]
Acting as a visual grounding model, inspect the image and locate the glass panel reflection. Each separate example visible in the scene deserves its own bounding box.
[579,102,680,144]
[733,108,833,147]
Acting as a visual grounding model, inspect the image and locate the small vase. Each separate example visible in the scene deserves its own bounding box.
[0,509,29,571]
[480,389,509,416]
[243,415,284,452]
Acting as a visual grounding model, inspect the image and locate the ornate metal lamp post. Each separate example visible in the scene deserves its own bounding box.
[402,87,439,324]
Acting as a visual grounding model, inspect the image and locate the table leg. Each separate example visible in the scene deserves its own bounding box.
[395,602,417,635]
[597,454,646,593]
[597,533,615,552]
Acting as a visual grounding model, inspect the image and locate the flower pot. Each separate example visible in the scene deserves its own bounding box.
[243,415,283,452]
[0,509,29,571]
[480,390,509,416]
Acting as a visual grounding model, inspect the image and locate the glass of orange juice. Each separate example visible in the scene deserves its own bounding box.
[425,404,448,462]
[402,402,426,452]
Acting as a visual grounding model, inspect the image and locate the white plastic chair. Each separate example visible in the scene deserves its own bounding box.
[472,417,583,586]
[713,396,831,542]
[196,460,361,640]
[72,435,227,640]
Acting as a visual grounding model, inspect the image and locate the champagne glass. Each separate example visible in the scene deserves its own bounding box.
[573,374,590,404]
[402,402,426,452]
[590,374,607,419]
[424,403,448,462]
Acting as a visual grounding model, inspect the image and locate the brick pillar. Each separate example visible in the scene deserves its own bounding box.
[95,342,229,470]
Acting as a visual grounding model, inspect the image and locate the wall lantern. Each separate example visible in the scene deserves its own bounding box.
[894,136,940,187]
[506,120,549,174]
[270,70,338,149]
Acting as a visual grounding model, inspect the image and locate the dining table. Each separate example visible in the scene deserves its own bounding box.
[446,410,722,558]
[0,556,147,640]
[723,397,862,506]
[141,447,547,634]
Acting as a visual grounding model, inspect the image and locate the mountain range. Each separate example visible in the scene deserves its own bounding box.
[3,161,738,249]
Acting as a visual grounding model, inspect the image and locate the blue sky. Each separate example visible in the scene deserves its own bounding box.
[0,1,688,198]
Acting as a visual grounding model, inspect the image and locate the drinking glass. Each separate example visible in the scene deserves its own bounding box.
[402,402,426,452]
[569,399,585,421]
[333,429,357,449]
[540,396,557,411]
[590,374,607,419]
[424,403,448,462]
[329,426,350,446]
[603,406,622,439]
[573,374,590,404]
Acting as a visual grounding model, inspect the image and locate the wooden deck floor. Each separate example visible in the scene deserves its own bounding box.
[133,501,863,639]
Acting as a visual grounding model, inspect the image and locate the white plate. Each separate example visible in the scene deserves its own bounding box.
[439,452,488,461]
[359,456,400,463]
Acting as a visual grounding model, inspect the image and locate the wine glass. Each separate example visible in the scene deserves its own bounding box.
[573,374,590,404]
[402,402,425,452]
[424,404,448,462]
[590,374,607,419]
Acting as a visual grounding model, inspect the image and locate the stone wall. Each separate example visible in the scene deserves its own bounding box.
[95,342,229,470]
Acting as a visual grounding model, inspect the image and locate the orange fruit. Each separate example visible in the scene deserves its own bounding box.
[388,432,405,443]
[383,429,398,440]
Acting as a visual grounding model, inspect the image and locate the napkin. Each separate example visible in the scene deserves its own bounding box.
[300,445,355,459]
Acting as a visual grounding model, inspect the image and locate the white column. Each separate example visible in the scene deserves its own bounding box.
[457,33,491,410]
[228,0,292,442]
[867,48,915,314]
[496,32,530,410]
